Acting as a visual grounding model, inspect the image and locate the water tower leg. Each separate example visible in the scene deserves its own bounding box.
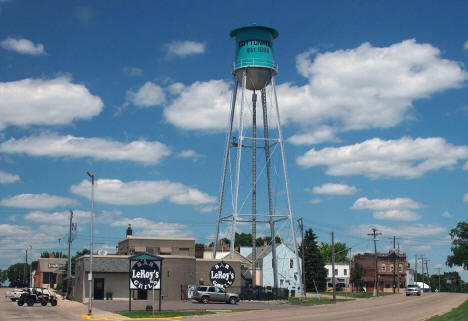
[261,87,278,291]
[251,91,257,287]
[271,76,305,297]
[230,70,247,259]
[213,78,238,259]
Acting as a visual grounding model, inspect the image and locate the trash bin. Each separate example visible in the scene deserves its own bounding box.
[105,292,113,300]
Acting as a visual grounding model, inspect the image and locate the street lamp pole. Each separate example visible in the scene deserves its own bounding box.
[87,171,95,315]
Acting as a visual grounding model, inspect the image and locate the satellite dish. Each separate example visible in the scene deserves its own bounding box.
[97,249,108,256]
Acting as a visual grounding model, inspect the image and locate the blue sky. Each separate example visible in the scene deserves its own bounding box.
[0,0,467,280]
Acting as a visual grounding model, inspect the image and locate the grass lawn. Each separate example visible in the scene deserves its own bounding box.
[316,291,395,298]
[118,310,216,318]
[288,297,350,305]
[425,300,468,321]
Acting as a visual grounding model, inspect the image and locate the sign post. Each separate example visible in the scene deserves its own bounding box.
[128,253,163,314]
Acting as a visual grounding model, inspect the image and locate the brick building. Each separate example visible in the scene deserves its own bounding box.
[352,252,407,293]
[33,254,67,288]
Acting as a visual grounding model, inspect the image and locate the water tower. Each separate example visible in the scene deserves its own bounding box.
[213,24,303,295]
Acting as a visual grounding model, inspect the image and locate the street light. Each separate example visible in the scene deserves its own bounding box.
[87,170,95,315]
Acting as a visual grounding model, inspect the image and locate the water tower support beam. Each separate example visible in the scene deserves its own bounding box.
[251,90,257,287]
[213,78,238,259]
[261,87,278,290]
[230,70,247,259]
[272,76,304,297]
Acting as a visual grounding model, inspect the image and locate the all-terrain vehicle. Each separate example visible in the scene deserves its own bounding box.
[17,288,58,307]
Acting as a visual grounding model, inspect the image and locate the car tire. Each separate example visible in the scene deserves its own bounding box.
[201,296,209,304]
[41,300,48,306]
[417,293,421,296]
[51,299,57,306]
[17,299,25,306]
[229,297,237,304]
[27,298,35,306]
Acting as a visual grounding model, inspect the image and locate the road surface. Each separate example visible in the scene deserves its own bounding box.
[1,287,466,321]
[185,292,468,321]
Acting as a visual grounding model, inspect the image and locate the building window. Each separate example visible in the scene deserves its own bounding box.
[390,265,394,272]
[398,264,403,272]
[344,269,347,276]
[334,269,338,275]
[381,264,386,272]
[146,247,154,254]
[179,248,189,251]
[290,259,294,268]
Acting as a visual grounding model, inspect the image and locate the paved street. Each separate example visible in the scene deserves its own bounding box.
[1,287,467,321]
[183,292,468,321]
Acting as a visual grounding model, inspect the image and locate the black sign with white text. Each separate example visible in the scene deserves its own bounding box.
[210,262,235,288]
[130,259,160,290]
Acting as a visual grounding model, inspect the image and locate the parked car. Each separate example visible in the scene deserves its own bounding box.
[5,288,26,302]
[192,286,239,304]
[406,284,422,296]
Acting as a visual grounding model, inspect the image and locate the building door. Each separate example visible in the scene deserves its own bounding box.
[94,278,105,300]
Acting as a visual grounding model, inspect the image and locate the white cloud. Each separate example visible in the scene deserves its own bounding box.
[24,209,121,225]
[165,40,205,58]
[0,170,19,184]
[70,178,216,206]
[349,223,445,238]
[0,37,46,55]
[464,193,468,203]
[161,40,466,139]
[0,193,77,209]
[464,40,468,51]
[279,40,467,132]
[309,183,357,195]
[0,77,103,130]
[352,197,422,221]
[163,80,231,131]
[0,133,171,165]
[126,81,166,107]
[288,126,338,145]
[176,149,204,161]
[297,137,468,179]
[197,204,218,213]
[373,209,421,221]
[111,217,190,237]
[352,197,422,210]
[442,211,452,218]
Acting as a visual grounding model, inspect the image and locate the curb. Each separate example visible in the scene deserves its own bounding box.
[81,314,182,320]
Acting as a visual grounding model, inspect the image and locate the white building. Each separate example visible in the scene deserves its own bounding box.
[241,244,302,292]
[325,262,350,291]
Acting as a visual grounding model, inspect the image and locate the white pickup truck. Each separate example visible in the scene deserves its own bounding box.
[5,288,25,302]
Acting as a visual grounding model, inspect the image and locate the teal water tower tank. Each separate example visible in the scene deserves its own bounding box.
[230,23,279,90]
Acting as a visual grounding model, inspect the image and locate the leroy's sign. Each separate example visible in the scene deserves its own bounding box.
[130,259,160,290]
[210,262,235,288]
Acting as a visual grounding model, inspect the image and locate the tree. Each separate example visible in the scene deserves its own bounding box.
[351,262,365,291]
[5,263,28,286]
[320,242,349,263]
[69,248,90,275]
[40,251,68,259]
[303,228,327,291]
[446,220,468,270]
[0,269,7,284]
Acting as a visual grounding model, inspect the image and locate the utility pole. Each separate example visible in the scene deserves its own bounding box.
[25,248,28,287]
[331,232,336,302]
[420,256,425,293]
[397,242,401,293]
[424,259,430,291]
[297,217,305,296]
[393,236,396,293]
[67,210,74,299]
[368,228,382,296]
[414,255,418,285]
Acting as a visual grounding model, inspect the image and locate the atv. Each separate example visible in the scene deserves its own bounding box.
[17,288,38,307]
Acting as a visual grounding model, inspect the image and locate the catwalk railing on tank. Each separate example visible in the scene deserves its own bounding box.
[233,58,278,72]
